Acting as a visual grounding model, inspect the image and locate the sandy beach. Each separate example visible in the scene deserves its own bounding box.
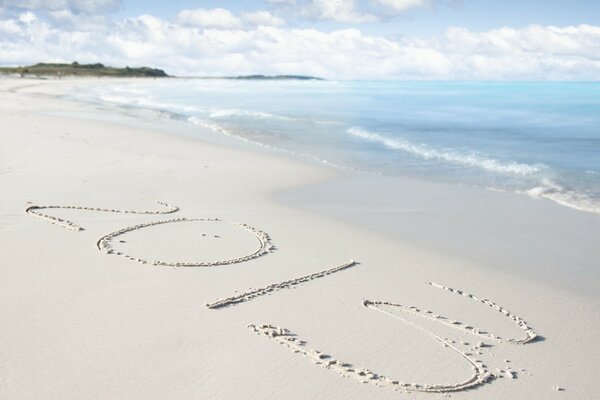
[1,77,599,399]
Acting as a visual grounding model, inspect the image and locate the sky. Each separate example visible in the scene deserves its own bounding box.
[0,0,599,80]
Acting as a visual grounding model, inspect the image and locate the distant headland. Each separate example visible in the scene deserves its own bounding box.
[0,62,324,81]
[0,62,169,78]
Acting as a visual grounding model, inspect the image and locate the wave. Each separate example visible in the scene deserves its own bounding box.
[208,108,295,121]
[208,108,342,125]
[98,94,199,113]
[98,94,135,105]
[187,117,348,170]
[348,127,545,176]
[523,179,600,214]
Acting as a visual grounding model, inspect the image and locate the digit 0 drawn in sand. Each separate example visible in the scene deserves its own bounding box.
[25,201,179,231]
[97,218,274,267]
[248,323,493,394]
[365,282,537,345]
[205,260,357,309]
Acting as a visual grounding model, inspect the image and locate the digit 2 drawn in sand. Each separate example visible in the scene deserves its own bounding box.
[25,202,275,267]
[25,201,179,231]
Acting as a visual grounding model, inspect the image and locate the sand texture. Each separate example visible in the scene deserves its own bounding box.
[1,78,599,399]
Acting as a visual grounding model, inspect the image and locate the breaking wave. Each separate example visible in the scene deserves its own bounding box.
[208,108,296,121]
[208,108,342,125]
[187,117,348,170]
[348,127,546,176]
[523,179,600,214]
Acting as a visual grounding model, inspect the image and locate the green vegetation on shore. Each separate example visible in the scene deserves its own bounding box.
[0,63,323,80]
[0,62,169,78]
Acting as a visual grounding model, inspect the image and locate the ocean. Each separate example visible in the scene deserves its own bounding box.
[70,79,600,214]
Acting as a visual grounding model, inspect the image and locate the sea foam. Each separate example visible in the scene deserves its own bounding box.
[75,80,600,217]
[209,108,296,121]
[208,108,342,125]
[523,179,600,214]
[348,127,545,176]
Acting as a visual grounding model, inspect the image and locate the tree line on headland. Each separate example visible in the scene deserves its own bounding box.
[0,61,324,80]
[0,62,169,78]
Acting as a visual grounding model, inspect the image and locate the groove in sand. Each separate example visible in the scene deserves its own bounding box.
[97,217,274,267]
[365,282,537,345]
[205,260,357,309]
[248,322,493,394]
[25,201,179,231]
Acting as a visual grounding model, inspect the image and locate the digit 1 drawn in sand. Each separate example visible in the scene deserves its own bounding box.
[365,282,537,345]
[247,323,493,394]
[205,260,357,309]
[97,218,274,267]
[25,201,179,231]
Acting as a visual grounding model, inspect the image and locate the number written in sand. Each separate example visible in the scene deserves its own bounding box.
[365,282,537,345]
[25,201,179,231]
[248,320,492,394]
[97,218,274,267]
[248,282,539,394]
[25,201,275,267]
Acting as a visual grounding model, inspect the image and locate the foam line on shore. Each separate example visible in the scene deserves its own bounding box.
[25,201,179,231]
[248,323,492,394]
[96,218,274,267]
[205,260,357,309]
[348,127,545,176]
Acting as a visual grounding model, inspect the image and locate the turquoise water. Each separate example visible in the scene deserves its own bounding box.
[73,79,600,214]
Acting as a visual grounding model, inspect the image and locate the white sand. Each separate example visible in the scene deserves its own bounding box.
[1,77,599,399]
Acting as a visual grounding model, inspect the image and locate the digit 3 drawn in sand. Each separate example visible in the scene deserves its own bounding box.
[249,283,540,394]
[25,201,179,231]
[248,323,493,394]
[96,218,274,267]
[364,282,538,345]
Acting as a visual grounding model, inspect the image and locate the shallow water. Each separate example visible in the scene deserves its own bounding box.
[70,79,600,214]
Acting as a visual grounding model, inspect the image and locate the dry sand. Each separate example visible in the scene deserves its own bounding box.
[1,77,599,399]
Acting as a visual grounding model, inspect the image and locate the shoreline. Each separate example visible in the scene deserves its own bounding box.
[279,171,600,299]
[52,76,600,217]
[1,77,599,399]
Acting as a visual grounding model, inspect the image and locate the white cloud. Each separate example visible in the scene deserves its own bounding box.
[271,0,461,21]
[445,25,600,57]
[0,10,599,80]
[373,0,430,12]
[0,0,121,14]
[241,11,286,27]
[19,11,37,24]
[0,17,19,34]
[301,0,377,23]
[177,8,242,29]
